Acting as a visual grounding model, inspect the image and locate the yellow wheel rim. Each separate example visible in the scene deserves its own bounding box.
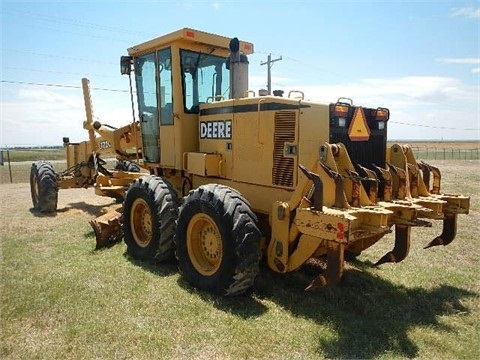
[130,198,152,248]
[187,213,223,276]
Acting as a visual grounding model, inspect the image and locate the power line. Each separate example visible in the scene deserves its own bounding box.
[2,49,116,65]
[5,66,117,78]
[2,8,152,37]
[17,23,127,43]
[1,80,129,93]
[390,120,477,132]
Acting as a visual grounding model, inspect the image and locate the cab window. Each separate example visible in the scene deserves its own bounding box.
[158,48,173,125]
[180,49,230,113]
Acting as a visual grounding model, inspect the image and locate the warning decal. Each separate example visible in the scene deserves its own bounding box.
[348,107,370,142]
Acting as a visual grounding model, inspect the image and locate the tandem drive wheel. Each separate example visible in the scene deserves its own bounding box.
[175,184,261,296]
[123,175,178,262]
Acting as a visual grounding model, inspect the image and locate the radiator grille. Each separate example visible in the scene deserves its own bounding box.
[272,111,296,187]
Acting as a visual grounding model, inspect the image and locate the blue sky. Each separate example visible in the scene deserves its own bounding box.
[1,0,479,146]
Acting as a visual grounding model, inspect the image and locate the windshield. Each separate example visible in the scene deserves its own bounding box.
[180,50,229,113]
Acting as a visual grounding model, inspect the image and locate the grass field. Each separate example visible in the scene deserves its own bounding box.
[0,148,66,162]
[0,160,478,359]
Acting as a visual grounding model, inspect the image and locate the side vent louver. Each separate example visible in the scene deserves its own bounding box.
[272,111,296,187]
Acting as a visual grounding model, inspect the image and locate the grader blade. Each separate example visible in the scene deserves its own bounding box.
[89,207,124,248]
[374,224,411,266]
[424,213,457,249]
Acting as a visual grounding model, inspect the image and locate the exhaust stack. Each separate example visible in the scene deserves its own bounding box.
[227,37,249,99]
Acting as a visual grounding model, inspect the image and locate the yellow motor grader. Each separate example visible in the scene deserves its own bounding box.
[30,28,469,295]
[30,78,146,241]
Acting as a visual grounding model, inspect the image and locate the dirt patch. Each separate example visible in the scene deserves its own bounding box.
[0,184,118,237]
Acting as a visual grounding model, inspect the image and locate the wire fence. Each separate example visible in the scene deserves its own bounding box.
[410,147,479,160]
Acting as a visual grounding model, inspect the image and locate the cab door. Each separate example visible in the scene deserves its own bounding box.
[135,53,160,163]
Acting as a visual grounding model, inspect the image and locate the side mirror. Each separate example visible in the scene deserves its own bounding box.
[120,56,132,75]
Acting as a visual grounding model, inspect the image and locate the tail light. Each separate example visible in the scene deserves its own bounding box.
[375,108,390,121]
[332,98,352,128]
[333,103,350,117]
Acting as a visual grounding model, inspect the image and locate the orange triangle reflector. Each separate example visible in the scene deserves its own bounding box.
[348,107,370,142]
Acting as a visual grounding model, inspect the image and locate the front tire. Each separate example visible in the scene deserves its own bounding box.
[123,175,178,262]
[175,184,261,296]
[30,161,58,213]
[115,160,141,172]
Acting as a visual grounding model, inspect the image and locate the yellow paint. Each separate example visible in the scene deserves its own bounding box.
[184,152,222,177]
[268,201,291,273]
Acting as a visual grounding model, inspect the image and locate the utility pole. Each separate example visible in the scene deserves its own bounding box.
[260,53,282,95]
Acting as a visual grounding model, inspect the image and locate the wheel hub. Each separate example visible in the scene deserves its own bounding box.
[131,198,152,248]
[187,213,223,276]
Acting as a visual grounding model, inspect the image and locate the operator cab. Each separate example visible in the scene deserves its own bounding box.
[121,28,253,169]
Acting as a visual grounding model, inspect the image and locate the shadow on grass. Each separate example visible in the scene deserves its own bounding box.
[29,207,57,217]
[178,259,475,359]
[59,201,117,217]
[177,277,270,319]
[123,252,179,277]
[252,262,475,359]
[107,243,476,358]
[84,230,124,251]
[121,252,270,318]
[30,201,116,218]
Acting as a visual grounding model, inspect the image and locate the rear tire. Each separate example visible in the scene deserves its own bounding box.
[30,161,58,213]
[123,175,178,262]
[175,184,261,296]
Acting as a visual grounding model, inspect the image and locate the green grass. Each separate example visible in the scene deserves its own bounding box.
[1,161,479,359]
[0,148,67,184]
[1,148,65,162]
[0,162,67,185]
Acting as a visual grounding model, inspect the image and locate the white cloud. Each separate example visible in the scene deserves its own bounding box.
[436,58,480,65]
[0,87,133,146]
[436,57,480,75]
[211,2,220,10]
[451,7,480,19]
[17,88,82,108]
[294,76,474,106]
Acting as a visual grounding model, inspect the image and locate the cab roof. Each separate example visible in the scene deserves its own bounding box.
[127,27,254,56]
